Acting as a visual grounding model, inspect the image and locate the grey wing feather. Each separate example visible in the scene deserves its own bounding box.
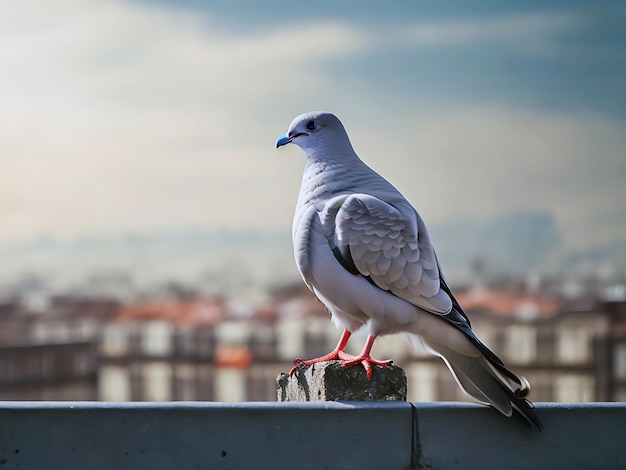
[333,194,452,314]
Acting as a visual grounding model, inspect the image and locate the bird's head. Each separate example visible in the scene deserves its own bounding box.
[275,111,352,155]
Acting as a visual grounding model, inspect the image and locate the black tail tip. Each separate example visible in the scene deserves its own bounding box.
[520,398,543,431]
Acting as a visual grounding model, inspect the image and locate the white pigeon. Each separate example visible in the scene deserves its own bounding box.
[276,111,541,428]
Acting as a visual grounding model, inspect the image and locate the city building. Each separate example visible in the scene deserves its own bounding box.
[0,296,119,400]
[3,280,626,405]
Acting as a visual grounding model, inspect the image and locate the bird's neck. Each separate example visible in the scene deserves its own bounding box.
[299,133,357,162]
[298,147,406,212]
[296,150,363,210]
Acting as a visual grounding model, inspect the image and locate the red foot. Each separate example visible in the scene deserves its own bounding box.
[289,329,353,376]
[288,350,341,376]
[338,350,392,379]
[287,330,393,379]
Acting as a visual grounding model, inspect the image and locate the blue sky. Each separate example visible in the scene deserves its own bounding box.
[1,0,625,287]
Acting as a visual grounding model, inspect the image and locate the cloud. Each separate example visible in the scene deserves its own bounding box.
[400,11,586,53]
[0,0,623,265]
[0,0,365,242]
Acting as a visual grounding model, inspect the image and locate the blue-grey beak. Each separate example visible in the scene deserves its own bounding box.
[276,134,293,148]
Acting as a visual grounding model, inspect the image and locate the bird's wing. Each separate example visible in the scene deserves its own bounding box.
[326,193,454,316]
[328,193,522,372]
[326,193,523,381]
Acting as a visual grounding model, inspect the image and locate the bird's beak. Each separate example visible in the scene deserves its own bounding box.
[275,133,293,148]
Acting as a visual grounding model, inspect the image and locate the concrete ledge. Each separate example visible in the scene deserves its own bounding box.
[0,402,624,469]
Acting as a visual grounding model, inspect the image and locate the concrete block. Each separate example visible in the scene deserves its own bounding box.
[276,360,407,401]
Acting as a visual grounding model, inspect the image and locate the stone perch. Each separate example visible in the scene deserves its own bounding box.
[276,360,407,402]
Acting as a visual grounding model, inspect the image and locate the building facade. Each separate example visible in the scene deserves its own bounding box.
[3,284,626,404]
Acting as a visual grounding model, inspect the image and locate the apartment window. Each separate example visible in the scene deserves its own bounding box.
[276,319,305,360]
[143,362,172,401]
[142,321,173,356]
[101,324,129,356]
[215,321,250,345]
[99,366,130,401]
[407,363,436,402]
[506,325,536,364]
[555,374,594,403]
[215,368,246,402]
[558,325,590,364]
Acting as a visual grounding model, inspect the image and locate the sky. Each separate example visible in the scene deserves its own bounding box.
[1,0,625,292]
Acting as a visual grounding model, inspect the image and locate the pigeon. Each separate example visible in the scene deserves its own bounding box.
[276,111,541,429]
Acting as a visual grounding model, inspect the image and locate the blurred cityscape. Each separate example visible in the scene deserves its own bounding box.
[1,268,626,404]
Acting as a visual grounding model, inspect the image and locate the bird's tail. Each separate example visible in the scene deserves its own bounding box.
[409,333,542,430]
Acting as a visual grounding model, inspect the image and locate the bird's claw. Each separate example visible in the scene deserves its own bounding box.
[338,351,392,379]
[288,358,306,376]
[288,352,344,376]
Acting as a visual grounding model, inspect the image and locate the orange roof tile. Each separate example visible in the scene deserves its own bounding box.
[455,287,560,317]
[115,300,226,325]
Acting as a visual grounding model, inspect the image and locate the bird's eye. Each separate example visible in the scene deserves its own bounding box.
[306,120,317,131]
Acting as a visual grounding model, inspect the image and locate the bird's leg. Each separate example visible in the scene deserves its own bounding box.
[338,334,392,379]
[289,329,352,376]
